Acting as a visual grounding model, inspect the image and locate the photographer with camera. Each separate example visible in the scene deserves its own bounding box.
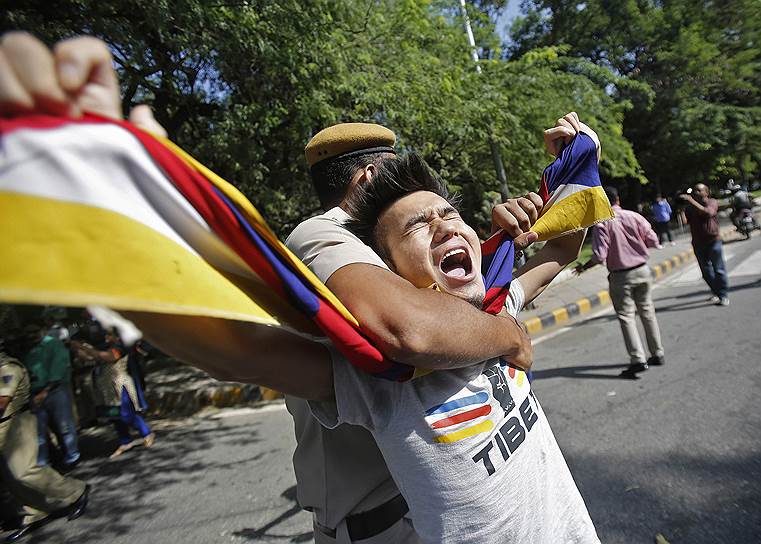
[680,184,730,306]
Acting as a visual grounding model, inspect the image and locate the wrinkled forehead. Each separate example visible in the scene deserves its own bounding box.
[378,191,453,237]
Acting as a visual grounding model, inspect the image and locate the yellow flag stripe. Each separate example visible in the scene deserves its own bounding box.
[533,186,613,242]
[0,192,319,328]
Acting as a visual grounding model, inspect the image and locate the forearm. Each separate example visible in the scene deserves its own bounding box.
[122,312,334,401]
[544,229,586,266]
[374,295,531,370]
[516,229,587,304]
[328,265,531,370]
[685,197,709,215]
[77,344,117,363]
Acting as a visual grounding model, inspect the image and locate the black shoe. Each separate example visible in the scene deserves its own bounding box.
[66,484,90,521]
[60,458,81,473]
[620,362,649,377]
[4,518,49,543]
[647,355,665,366]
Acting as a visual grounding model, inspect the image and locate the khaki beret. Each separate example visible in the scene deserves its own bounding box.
[305,123,396,168]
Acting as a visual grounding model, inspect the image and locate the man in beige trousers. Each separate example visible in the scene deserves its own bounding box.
[576,186,665,377]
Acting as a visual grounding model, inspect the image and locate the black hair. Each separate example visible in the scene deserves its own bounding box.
[346,152,457,262]
[604,186,619,205]
[310,152,390,209]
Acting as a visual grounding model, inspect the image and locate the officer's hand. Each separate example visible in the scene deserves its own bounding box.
[679,193,695,204]
[543,112,601,163]
[501,316,533,371]
[0,32,121,119]
[491,192,544,251]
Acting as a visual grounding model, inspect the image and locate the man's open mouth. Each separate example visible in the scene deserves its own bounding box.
[439,248,473,279]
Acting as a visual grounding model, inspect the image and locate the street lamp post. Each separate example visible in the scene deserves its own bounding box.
[459,0,509,199]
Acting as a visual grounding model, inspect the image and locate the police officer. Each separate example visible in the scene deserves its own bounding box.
[0,349,89,543]
[285,125,419,543]
[284,124,534,543]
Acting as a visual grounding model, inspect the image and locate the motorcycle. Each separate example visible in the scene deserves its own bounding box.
[735,208,759,240]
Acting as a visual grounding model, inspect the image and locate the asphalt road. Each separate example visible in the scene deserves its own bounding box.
[7,234,761,544]
[532,233,761,543]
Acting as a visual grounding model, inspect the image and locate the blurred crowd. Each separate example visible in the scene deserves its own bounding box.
[0,307,156,541]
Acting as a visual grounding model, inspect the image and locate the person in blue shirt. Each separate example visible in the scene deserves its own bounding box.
[651,194,675,246]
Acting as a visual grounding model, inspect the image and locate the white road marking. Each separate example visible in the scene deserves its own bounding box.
[729,249,761,278]
[208,402,287,419]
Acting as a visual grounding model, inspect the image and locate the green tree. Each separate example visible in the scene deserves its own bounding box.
[2,0,639,234]
[509,0,761,197]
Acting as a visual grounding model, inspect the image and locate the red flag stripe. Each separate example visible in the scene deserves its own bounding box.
[430,404,492,429]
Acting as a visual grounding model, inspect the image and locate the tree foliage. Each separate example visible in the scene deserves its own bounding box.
[3,0,637,234]
[509,0,761,199]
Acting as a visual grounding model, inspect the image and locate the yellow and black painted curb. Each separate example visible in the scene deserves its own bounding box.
[523,250,694,336]
[146,383,263,417]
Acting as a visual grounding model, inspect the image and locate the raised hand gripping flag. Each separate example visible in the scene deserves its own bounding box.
[480,132,612,315]
[534,133,612,240]
[0,115,610,382]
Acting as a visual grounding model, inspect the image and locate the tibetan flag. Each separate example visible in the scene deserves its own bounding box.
[0,114,414,380]
[480,132,612,315]
[0,115,608,383]
[533,132,613,241]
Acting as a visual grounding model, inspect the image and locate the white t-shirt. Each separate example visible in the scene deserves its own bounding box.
[311,281,600,544]
[285,207,402,528]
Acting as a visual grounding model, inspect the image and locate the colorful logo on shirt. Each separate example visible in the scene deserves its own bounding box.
[425,391,493,444]
[506,365,527,386]
[424,365,529,444]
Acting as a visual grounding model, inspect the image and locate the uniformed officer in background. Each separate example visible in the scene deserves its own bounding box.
[0,338,89,543]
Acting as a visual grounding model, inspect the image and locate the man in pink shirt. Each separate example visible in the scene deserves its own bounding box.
[576,186,665,376]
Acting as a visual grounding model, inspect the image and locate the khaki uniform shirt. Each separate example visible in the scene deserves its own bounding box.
[0,354,31,449]
[285,207,400,529]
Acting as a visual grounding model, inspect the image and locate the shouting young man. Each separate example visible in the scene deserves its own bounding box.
[301,152,600,543]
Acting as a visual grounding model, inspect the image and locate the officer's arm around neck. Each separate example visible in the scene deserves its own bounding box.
[325,263,532,371]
